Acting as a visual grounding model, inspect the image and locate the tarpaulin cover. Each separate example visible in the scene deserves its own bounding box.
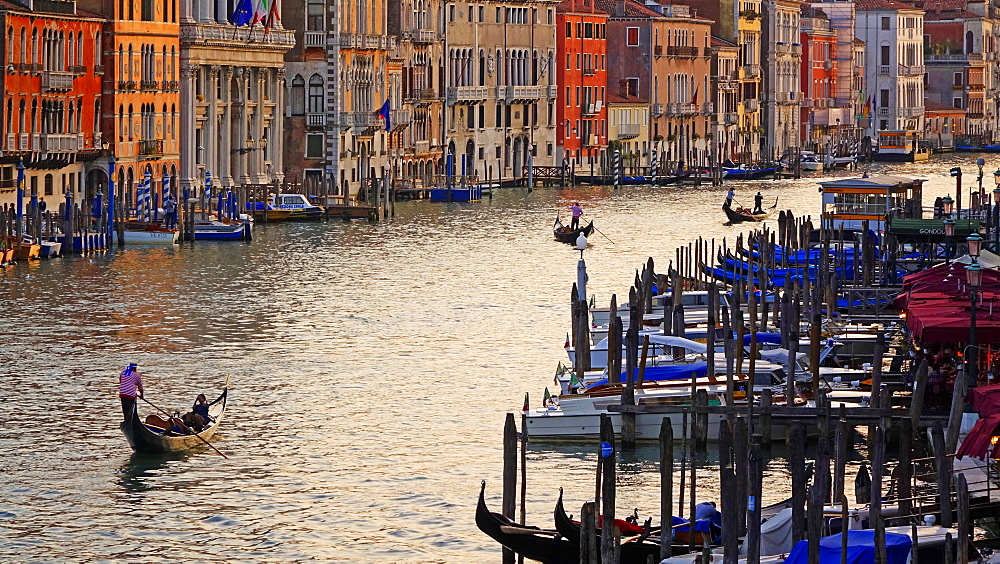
[784,530,912,564]
[966,383,1000,417]
[955,413,1000,460]
[743,332,783,345]
[590,362,708,387]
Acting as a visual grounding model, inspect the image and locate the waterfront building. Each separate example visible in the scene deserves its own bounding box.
[444,0,558,182]
[710,37,740,162]
[810,1,864,148]
[339,0,396,197]
[389,0,446,187]
[283,0,339,195]
[852,38,867,141]
[855,0,925,137]
[78,0,180,209]
[556,0,609,172]
[762,0,803,160]
[924,99,967,150]
[0,0,104,207]
[923,3,993,145]
[175,1,293,200]
[800,9,846,150]
[606,92,649,174]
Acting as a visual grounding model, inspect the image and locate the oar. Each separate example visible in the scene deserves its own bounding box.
[140,397,229,459]
[593,225,615,244]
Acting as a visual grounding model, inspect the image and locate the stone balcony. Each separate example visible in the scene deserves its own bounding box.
[498,85,544,101]
[304,31,325,47]
[139,139,164,156]
[618,123,640,138]
[40,133,81,153]
[742,64,761,78]
[307,113,326,127]
[181,23,295,49]
[447,86,489,104]
[41,71,74,92]
[651,103,664,117]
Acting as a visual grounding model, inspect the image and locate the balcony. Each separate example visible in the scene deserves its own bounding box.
[504,85,543,101]
[926,53,973,63]
[40,134,80,153]
[899,64,924,76]
[775,91,798,104]
[342,33,388,51]
[879,65,891,75]
[547,85,558,99]
[140,80,159,91]
[900,107,923,118]
[702,102,714,114]
[307,113,326,127]
[351,111,380,129]
[667,103,698,116]
[18,133,28,150]
[447,86,490,104]
[139,139,163,156]
[654,45,663,58]
[582,66,595,76]
[723,112,738,125]
[394,108,412,126]
[775,42,789,54]
[618,123,640,139]
[582,101,602,115]
[94,64,104,74]
[791,43,802,56]
[667,45,699,58]
[41,71,74,92]
[69,65,86,74]
[304,31,325,47]
[651,103,664,117]
[412,29,436,44]
[878,107,890,117]
[742,64,761,78]
[163,80,179,91]
[744,99,759,112]
[119,80,137,90]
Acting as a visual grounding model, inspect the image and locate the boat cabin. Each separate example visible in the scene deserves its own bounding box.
[271,193,316,210]
[874,130,930,162]
[818,175,924,232]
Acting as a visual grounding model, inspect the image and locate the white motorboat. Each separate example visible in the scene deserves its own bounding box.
[565,332,707,370]
[122,225,180,245]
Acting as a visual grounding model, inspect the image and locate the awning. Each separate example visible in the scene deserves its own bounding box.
[889,218,980,241]
[955,413,1000,460]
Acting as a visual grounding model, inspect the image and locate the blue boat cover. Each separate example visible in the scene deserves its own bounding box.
[670,515,713,533]
[591,362,708,387]
[785,530,912,564]
[742,332,782,345]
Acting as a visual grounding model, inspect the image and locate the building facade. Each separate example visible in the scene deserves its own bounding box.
[762,0,803,159]
[855,0,924,136]
[556,0,609,171]
[444,0,559,182]
[78,0,181,209]
[800,10,839,148]
[177,2,293,201]
[1,0,104,208]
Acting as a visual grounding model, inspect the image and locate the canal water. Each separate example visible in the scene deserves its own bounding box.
[0,155,988,561]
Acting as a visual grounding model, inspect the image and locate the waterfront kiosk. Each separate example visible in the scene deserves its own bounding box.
[819,175,925,233]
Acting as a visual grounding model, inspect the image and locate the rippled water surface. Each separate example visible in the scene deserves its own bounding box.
[0,155,985,561]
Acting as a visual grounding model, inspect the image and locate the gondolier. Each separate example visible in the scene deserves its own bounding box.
[119,363,144,418]
[725,188,735,209]
[753,192,764,214]
[570,202,583,230]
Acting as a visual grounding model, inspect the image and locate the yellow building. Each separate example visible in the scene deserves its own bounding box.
[736,0,762,162]
[607,93,649,174]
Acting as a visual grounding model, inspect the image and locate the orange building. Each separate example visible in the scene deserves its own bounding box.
[79,0,180,210]
[0,0,104,207]
[556,0,609,170]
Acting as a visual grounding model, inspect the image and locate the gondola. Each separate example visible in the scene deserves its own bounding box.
[476,482,578,564]
[553,217,595,244]
[553,490,686,560]
[723,198,778,224]
[120,376,229,454]
[722,166,779,180]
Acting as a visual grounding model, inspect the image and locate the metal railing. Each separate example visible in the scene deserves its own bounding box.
[139,139,163,156]
[618,123,640,138]
[41,71,74,91]
[307,113,326,127]
[304,31,325,47]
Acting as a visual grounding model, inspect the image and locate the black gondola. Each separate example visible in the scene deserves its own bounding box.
[553,490,672,560]
[476,482,578,564]
[722,197,778,224]
[553,217,595,244]
[120,377,229,454]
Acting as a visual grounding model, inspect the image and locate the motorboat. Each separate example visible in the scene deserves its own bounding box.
[192,218,252,241]
[122,222,180,245]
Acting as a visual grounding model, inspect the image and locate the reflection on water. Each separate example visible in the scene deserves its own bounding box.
[0,153,986,561]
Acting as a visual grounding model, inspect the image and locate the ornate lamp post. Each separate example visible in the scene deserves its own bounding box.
[993,170,1000,249]
[944,217,956,259]
[965,233,983,393]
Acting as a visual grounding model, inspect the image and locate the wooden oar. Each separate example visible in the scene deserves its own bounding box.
[592,225,615,244]
[140,397,229,459]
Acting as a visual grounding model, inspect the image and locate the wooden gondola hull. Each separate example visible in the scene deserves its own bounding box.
[120,384,228,454]
[553,219,595,244]
[476,483,578,564]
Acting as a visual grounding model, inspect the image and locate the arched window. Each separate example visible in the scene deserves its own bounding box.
[7,27,13,65]
[290,74,305,115]
[307,74,324,113]
[5,100,11,136]
[18,99,25,132]
[31,28,37,65]
[44,174,53,196]
[966,30,975,54]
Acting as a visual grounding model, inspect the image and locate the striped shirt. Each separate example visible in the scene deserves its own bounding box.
[119,368,144,398]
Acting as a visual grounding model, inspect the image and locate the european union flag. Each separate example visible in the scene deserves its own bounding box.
[232,0,253,26]
[377,99,391,132]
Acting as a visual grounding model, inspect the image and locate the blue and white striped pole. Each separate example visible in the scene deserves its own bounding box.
[15,159,24,237]
[162,172,170,214]
[107,155,115,245]
[650,143,659,186]
[204,170,212,220]
[143,170,152,223]
[613,149,621,189]
[217,189,224,221]
[226,187,234,220]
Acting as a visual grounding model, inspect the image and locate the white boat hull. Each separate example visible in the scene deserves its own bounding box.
[524,409,789,441]
[123,229,180,245]
[800,161,823,171]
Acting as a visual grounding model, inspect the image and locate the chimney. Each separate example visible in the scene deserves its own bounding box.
[615,0,626,17]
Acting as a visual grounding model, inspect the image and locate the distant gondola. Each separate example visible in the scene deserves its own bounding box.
[553,217,594,244]
[476,482,578,564]
[553,490,683,560]
[723,197,778,224]
[120,377,229,454]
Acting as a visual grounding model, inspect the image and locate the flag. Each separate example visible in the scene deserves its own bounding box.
[543,387,551,406]
[264,0,281,34]
[861,95,871,118]
[564,332,570,348]
[377,99,391,131]
[570,373,582,390]
[252,0,269,25]
[522,392,530,411]
[232,0,253,26]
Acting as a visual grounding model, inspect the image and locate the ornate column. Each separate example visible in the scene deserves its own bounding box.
[178,62,198,194]
[234,67,249,184]
[273,67,286,183]
[255,68,266,183]
[181,0,195,23]
[221,67,234,187]
[206,66,220,176]
[215,0,228,24]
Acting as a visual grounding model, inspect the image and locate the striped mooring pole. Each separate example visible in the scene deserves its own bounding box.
[650,144,658,186]
[613,149,621,189]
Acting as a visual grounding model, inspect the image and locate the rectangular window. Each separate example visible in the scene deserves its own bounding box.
[548,9,554,24]
[449,4,456,22]
[566,22,572,37]
[306,133,324,158]
[881,17,889,30]
[626,27,639,46]
[306,0,325,30]
[954,97,963,109]
[479,6,484,21]
[954,72,963,86]
[880,88,889,107]
[584,22,593,38]
[627,78,639,96]
[496,7,501,22]
[880,45,889,65]
[469,5,474,22]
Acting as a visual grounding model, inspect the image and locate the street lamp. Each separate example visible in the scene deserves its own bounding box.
[951,167,963,219]
[977,157,987,215]
[944,217,956,259]
[943,195,954,217]
[968,231,983,259]
[966,259,983,392]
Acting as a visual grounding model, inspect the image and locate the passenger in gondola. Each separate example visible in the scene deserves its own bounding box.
[570,202,583,230]
[753,192,764,214]
[182,394,211,432]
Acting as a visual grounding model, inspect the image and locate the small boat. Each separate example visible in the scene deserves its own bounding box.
[246,193,324,221]
[122,222,180,245]
[723,198,778,224]
[476,482,578,564]
[553,217,594,244]
[553,490,681,560]
[193,219,252,241]
[722,166,778,180]
[120,377,229,454]
[39,239,62,258]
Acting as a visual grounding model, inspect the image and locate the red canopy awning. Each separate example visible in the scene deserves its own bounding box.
[966,383,1000,418]
[955,413,1000,460]
[897,257,1000,343]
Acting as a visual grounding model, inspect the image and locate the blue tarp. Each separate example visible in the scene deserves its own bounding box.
[591,362,708,387]
[784,530,912,564]
[742,332,782,346]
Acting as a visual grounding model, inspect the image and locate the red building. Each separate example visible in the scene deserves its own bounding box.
[1,0,105,207]
[800,10,845,148]
[556,0,609,170]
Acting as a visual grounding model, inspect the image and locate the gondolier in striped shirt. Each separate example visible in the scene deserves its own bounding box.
[119,363,144,418]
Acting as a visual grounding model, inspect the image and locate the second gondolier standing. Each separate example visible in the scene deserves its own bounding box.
[119,363,144,418]
[570,202,583,230]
